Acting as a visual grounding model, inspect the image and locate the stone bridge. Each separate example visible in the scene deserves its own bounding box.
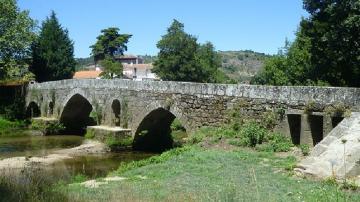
[25,79,360,148]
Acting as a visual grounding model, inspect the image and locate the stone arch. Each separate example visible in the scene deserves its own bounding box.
[133,107,188,152]
[111,99,121,126]
[60,89,93,113]
[131,99,190,134]
[26,101,41,118]
[60,93,95,134]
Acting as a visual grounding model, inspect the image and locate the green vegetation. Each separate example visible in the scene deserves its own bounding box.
[153,19,231,83]
[30,119,65,135]
[99,56,123,79]
[30,11,76,82]
[299,144,310,156]
[64,147,359,201]
[105,136,133,150]
[0,0,36,82]
[0,168,69,202]
[90,27,131,78]
[325,103,352,118]
[170,118,187,146]
[84,130,95,139]
[75,56,94,70]
[0,116,26,136]
[219,50,270,83]
[252,0,360,87]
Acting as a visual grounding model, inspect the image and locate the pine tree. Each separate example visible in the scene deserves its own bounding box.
[30,11,75,82]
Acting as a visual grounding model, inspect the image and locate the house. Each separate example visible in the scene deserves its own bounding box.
[123,63,157,80]
[73,55,158,80]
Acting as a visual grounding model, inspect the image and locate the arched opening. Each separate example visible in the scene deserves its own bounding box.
[133,108,187,152]
[60,94,95,134]
[49,101,54,116]
[26,102,41,118]
[111,99,121,126]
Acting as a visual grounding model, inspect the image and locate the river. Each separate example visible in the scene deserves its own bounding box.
[0,134,154,180]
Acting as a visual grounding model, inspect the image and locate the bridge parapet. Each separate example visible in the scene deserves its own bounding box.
[28,79,360,109]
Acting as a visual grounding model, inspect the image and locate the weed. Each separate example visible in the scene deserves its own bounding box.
[299,144,310,156]
[324,103,351,118]
[84,130,95,139]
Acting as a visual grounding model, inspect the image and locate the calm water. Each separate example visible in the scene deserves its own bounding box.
[0,134,154,179]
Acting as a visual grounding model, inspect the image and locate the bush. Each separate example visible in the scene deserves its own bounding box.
[265,132,293,152]
[31,120,65,135]
[239,121,267,147]
[299,144,310,156]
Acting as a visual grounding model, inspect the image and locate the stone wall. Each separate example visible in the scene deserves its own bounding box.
[26,79,360,141]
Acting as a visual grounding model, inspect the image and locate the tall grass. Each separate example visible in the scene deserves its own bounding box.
[0,168,68,202]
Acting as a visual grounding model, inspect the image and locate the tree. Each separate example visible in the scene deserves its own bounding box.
[99,56,123,79]
[30,11,75,82]
[0,0,36,80]
[90,27,131,78]
[90,27,131,64]
[253,0,360,87]
[153,20,221,83]
[300,0,360,87]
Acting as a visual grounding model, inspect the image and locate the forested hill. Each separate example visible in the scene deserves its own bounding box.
[218,50,270,83]
[75,50,270,83]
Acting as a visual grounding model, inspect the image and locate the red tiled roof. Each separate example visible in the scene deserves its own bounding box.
[73,70,102,79]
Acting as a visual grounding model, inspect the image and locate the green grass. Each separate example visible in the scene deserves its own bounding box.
[64,147,360,202]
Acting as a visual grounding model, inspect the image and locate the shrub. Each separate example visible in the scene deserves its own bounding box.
[299,144,310,156]
[265,132,293,152]
[239,121,267,147]
[31,120,64,135]
[261,111,278,129]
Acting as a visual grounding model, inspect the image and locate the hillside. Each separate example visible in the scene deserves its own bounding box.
[218,50,270,83]
[75,57,94,71]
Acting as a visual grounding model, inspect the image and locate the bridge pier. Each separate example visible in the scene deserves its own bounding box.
[86,126,133,149]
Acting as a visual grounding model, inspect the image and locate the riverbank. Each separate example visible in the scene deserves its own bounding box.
[0,140,109,175]
[0,117,27,137]
[64,146,360,202]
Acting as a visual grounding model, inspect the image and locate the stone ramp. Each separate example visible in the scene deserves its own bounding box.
[295,112,360,182]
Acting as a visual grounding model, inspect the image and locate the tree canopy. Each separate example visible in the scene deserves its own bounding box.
[153,20,223,83]
[90,27,131,78]
[253,0,360,87]
[30,11,75,82]
[0,0,36,81]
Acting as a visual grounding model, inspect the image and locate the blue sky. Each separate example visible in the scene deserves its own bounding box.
[18,0,308,58]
